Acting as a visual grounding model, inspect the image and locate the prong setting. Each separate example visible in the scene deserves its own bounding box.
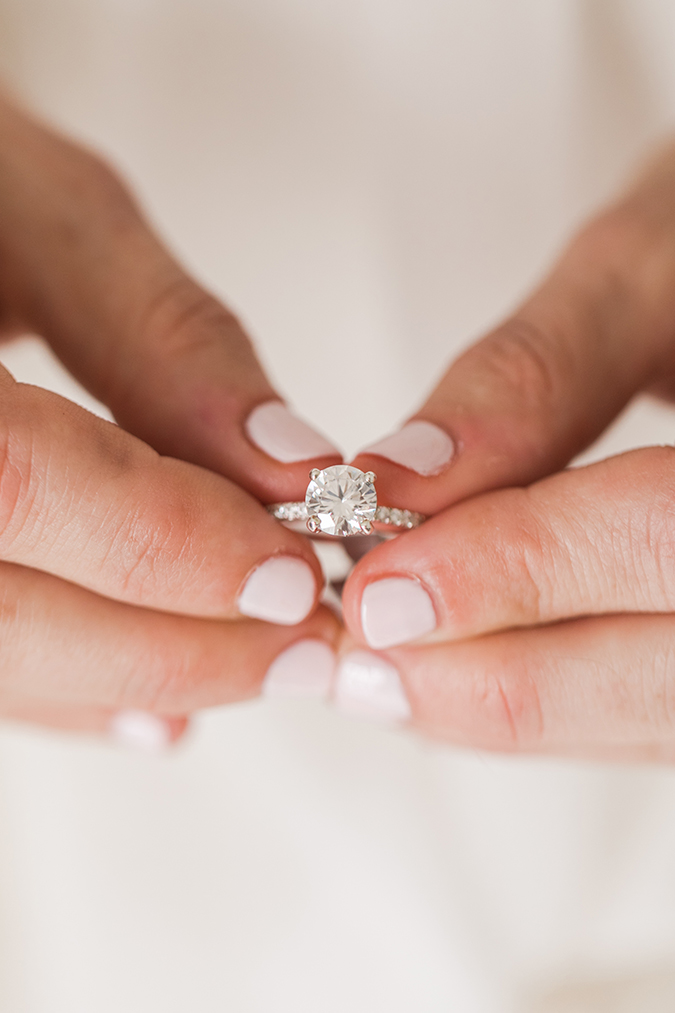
[364,471,377,483]
[307,515,321,534]
[304,465,378,537]
[360,519,373,535]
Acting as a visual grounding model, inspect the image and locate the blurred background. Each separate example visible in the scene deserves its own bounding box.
[1,1,675,1010]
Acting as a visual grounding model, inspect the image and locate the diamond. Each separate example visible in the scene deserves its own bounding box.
[305,465,377,537]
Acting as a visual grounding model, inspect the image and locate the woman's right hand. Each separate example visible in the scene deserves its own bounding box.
[0,92,341,745]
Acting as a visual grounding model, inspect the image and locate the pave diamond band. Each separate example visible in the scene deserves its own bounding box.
[268,500,426,531]
[267,465,426,538]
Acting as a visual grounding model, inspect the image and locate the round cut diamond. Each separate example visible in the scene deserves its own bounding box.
[305,466,377,536]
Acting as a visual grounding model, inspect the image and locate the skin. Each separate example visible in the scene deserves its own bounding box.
[0,91,341,740]
[346,140,675,762]
[7,85,675,762]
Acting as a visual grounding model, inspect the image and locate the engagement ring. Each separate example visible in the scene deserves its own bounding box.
[268,465,426,537]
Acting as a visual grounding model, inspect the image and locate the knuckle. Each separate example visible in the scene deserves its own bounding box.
[635,509,673,610]
[643,640,675,737]
[576,202,675,295]
[45,132,142,241]
[116,640,197,713]
[64,146,139,226]
[573,206,652,265]
[0,418,42,554]
[483,489,557,625]
[136,275,241,360]
[468,317,575,434]
[472,661,545,752]
[107,482,197,604]
[515,534,550,623]
[622,448,675,608]
[0,570,22,642]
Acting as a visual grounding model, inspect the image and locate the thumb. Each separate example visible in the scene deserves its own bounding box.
[352,141,675,514]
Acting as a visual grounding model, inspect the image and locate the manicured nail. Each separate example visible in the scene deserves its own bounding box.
[245,400,340,463]
[109,710,173,753]
[361,577,436,649]
[333,650,411,723]
[238,555,316,625]
[361,419,454,476]
[262,639,336,699]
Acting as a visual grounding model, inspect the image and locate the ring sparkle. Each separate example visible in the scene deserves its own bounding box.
[267,466,426,536]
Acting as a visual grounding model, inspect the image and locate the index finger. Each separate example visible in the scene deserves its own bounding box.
[0,372,324,625]
[352,142,675,514]
[0,94,341,503]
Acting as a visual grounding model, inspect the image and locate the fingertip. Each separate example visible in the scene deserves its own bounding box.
[108,710,179,753]
[244,400,342,465]
[351,419,459,515]
[358,419,455,477]
[340,518,450,648]
[192,396,344,504]
[237,554,319,626]
[262,638,336,700]
[360,577,437,649]
[332,649,411,724]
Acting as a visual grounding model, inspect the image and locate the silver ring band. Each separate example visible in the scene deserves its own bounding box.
[268,501,425,530]
[267,465,426,538]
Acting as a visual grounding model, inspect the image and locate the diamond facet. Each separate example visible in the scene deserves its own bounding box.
[305,465,377,536]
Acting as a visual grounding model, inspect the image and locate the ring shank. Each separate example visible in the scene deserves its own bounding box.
[267,501,425,533]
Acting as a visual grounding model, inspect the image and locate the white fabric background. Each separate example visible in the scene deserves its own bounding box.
[1,2,675,1010]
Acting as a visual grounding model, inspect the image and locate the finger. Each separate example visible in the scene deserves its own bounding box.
[0,94,340,502]
[0,372,324,623]
[352,142,675,514]
[0,701,189,749]
[0,561,339,711]
[344,446,675,649]
[336,614,675,759]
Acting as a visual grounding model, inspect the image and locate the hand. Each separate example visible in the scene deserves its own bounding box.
[0,92,341,744]
[339,140,675,762]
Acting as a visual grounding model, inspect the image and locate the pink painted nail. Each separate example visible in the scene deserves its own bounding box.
[333,650,411,723]
[361,420,454,476]
[245,401,340,463]
[109,711,173,753]
[238,556,316,625]
[262,639,336,699]
[361,577,436,649]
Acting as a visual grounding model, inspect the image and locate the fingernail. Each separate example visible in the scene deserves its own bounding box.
[262,639,336,700]
[333,650,411,723]
[109,710,173,753]
[361,420,454,476]
[238,555,316,625]
[361,577,436,649]
[245,400,340,463]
